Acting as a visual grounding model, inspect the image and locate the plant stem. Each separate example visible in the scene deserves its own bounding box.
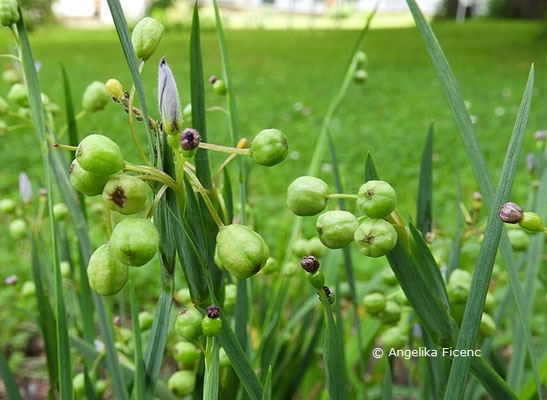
[104,204,112,240]
[183,165,225,228]
[128,59,150,166]
[199,142,251,156]
[326,193,358,200]
[124,162,176,188]
[53,143,78,152]
[147,184,169,219]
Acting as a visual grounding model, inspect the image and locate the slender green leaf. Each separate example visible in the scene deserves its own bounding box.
[417,124,434,235]
[0,350,23,400]
[83,365,98,400]
[204,337,220,400]
[322,299,347,400]
[383,359,393,400]
[447,160,463,278]
[405,0,541,394]
[444,66,534,400]
[129,283,145,400]
[262,366,272,400]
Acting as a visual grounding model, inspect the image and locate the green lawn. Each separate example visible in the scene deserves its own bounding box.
[1,19,546,274]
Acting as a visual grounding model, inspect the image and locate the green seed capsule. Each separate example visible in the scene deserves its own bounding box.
[0,119,6,135]
[479,313,496,337]
[202,316,222,337]
[381,268,398,286]
[60,261,71,278]
[88,244,128,296]
[223,284,237,313]
[21,281,36,297]
[447,269,472,304]
[261,257,278,275]
[215,224,270,279]
[76,134,124,176]
[175,287,192,305]
[173,341,200,368]
[213,245,225,271]
[0,198,16,214]
[138,311,154,331]
[316,210,359,249]
[82,81,109,112]
[307,270,325,289]
[7,83,28,107]
[53,203,69,221]
[175,307,203,341]
[2,69,19,85]
[0,96,8,115]
[363,292,386,316]
[507,229,530,252]
[103,175,151,215]
[213,79,227,95]
[132,17,165,61]
[251,128,289,167]
[286,176,328,216]
[168,370,196,397]
[281,260,300,277]
[0,0,19,26]
[69,159,111,197]
[357,180,397,218]
[110,218,159,266]
[354,218,397,258]
[381,327,406,349]
[9,218,26,240]
[354,69,368,83]
[95,380,107,398]
[519,211,544,233]
[380,301,401,325]
[73,373,85,396]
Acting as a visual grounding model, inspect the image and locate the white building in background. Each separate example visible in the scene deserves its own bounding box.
[52,0,148,24]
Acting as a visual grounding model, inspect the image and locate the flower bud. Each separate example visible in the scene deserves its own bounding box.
[215,224,270,279]
[507,229,530,252]
[110,217,159,266]
[380,301,401,324]
[316,210,358,249]
[208,75,217,84]
[526,153,536,175]
[286,176,328,216]
[9,218,26,239]
[105,78,124,100]
[357,180,397,218]
[354,218,397,258]
[0,96,8,115]
[519,211,544,233]
[102,175,151,215]
[175,307,203,341]
[479,313,496,337]
[180,128,201,156]
[206,305,220,319]
[69,160,111,197]
[212,79,227,95]
[353,69,368,83]
[132,17,165,61]
[53,203,69,221]
[8,83,28,107]
[76,134,124,176]
[5,274,17,286]
[304,271,322,291]
[82,81,109,112]
[381,327,406,349]
[158,58,182,136]
[251,128,288,167]
[88,244,128,296]
[168,370,196,397]
[534,130,547,141]
[363,292,386,316]
[498,201,522,224]
[301,255,319,274]
[0,198,16,214]
[0,0,19,26]
[173,341,200,368]
[138,311,154,331]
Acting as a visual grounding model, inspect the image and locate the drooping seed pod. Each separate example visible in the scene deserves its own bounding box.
[363,292,386,316]
[357,180,397,218]
[138,311,154,331]
[175,307,203,341]
[223,283,237,313]
[306,237,328,258]
[21,281,35,297]
[519,211,544,233]
[353,69,368,83]
[286,176,328,216]
[110,217,159,266]
[53,203,69,221]
[103,175,151,215]
[76,134,124,176]
[2,69,19,85]
[354,218,397,258]
[0,198,16,214]
[173,341,200,369]
[479,313,496,337]
[87,244,128,296]
[447,269,472,304]
[498,201,523,224]
[131,17,165,61]
[82,81,109,112]
[158,57,182,136]
[380,301,401,325]
[251,128,289,167]
[316,210,359,249]
[507,229,530,252]
[381,268,398,286]
[9,218,26,240]
[8,83,28,107]
[0,0,19,26]
[69,159,111,197]
[381,327,406,349]
[168,370,196,397]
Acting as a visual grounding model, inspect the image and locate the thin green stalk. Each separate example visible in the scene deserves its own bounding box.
[129,283,145,400]
[204,336,220,400]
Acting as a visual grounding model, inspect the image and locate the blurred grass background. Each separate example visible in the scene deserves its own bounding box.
[1,19,546,280]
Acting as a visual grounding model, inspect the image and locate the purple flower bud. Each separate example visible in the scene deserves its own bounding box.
[158,57,181,136]
[499,202,523,224]
[526,153,536,174]
[39,188,47,197]
[208,75,217,84]
[472,192,482,202]
[180,128,201,151]
[113,315,122,326]
[300,256,319,274]
[5,275,18,286]
[19,172,32,204]
[206,305,220,319]
[533,130,547,141]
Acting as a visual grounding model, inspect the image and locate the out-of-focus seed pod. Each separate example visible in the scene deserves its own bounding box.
[82,81,109,112]
[168,370,196,397]
[363,292,386,316]
[132,17,165,61]
[0,0,19,26]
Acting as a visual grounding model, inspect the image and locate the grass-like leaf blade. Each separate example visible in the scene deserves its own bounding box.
[444,66,535,400]
[0,349,23,399]
[417,124,434,235]
[129,282,145,400]
[262,366,272,400]
[323,299,348,400]
[204,337,220,400]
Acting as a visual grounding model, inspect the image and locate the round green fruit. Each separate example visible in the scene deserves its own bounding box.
[479,313,496,337]
[168,370,196,397]
[110,217,159,266]
[138,311,154,331]
[9,218,26,240]
[507,229,530,252]
[381,268,398,286]
[53,203,69,221]
[88,244,128,296]
[356,180,397,218]
[261,257,278,275]
[76,134,124,176]
[363,292,386,315]
[215,224,269,279]
[69,159,111,197]
[380,301,401,325]
[0,198,16,214]
[354,218,397,258]
[82,81,109,112]
[381,327,406,349]
[95,380,107,398]
[103,175,151,215]
[286,176,328,216]
[0,0,19,26]
[131,17,165,61]
[292,238,309,258]
[202,316,222,337]
[175,307,203,341]
[251,128,288,167]
[175,287,192,304]
[7,83,27,107]
[173,341,200,368]
[316,210,358,249]
[2,69,19,85]
[519,211,544,233]
[213,79,227,95]
[447,269,472,304]
[224,284,237,312]
[73,373,85,396]
[21,281,36,297]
